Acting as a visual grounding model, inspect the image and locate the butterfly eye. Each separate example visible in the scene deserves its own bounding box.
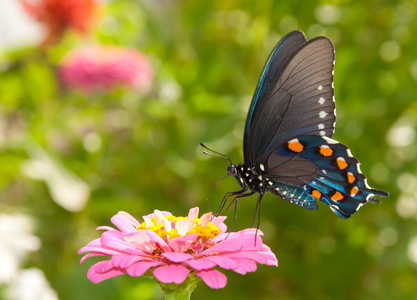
[227,165,236,176]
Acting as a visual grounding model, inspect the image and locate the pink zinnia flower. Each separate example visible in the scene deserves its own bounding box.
[78,207,277,290]
[59,45,153,93]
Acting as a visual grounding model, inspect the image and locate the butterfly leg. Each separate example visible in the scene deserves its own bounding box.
[216,189,255,216]
[252,193,266,245]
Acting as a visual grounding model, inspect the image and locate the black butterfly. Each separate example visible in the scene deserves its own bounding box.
[213,30,389,219]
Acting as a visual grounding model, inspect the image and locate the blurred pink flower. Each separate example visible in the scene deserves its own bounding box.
[59,45,153,93]
[78,207,277,289]
[22,0,99,46]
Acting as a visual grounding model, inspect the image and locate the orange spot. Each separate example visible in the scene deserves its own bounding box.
[288,139,304,153]
[312,190,321,199]
[319,145,333,157]
[336,157,348,170]
[350,186,359,197]
[331,191,344,201]
[347,172,355,184]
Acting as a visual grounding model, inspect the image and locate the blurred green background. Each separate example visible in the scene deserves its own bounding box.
[1,0,416,299]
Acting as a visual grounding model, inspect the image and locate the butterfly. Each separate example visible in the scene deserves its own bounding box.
[217,30,389,219]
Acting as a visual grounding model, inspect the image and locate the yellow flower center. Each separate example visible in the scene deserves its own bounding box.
[136,214,221,241]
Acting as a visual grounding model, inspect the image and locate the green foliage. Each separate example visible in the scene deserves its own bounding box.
[1,0,416,299]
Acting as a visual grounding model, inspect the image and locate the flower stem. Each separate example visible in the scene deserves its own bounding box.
[148,271,201,300]
[164,290,193,300]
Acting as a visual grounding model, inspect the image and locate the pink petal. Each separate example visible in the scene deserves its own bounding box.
[87,261,125,283]
[78,238,102,253]
[126,260,164,277]
[199,212,212,226]
[145,230,171,252]
[122,230,170,253]
[231,258,257,275]
[153,265,190,284]
[111,213,137,233]
[96,225,117,231]
[169,233,198,252]
[112,254,154,268]
[143,211,172,219]
[212,232,263,250]
[185,258,217,270]
[211,216,227,233]
[203,256,238,270]
[162,252,193,263]
[188,207,199,219]
[154,210,172,232]
[117,211,141,228]
[94,260,114,273]
[80,252,107,263]
[100,231,143,255]
[222,252,278,266]
[175,219,194,236]
[199,239,242,256]
[195,269,227,289]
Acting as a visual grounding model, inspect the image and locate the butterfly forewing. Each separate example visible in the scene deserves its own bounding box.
[245,37,336,165]
[244,31,307,158]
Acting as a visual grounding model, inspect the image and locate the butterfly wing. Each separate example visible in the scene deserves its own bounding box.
[244,30,307,148]
[265,135,389,218]
[244,34,336,166]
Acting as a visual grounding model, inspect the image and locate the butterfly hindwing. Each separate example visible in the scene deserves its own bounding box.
[264,135,389,218]
[245,35,336,166]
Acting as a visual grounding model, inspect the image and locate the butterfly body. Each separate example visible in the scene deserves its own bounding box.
[224,30,389,219]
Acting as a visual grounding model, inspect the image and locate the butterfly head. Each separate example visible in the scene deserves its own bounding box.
[227,164,237,176]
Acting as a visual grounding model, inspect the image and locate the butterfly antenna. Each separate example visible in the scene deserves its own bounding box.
[206,174,230,212]
[200,143,233,165]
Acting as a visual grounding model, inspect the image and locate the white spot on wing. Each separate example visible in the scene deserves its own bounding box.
[317,85,323,90]
[319,97,326,105]
[289,138,299,143]
[259,164,265,171]
[330,205,338,214]
[320,131,326,136]
[356,203,364,211]
[356,163,363,174]
[366,193,375,201]
[364,178,372,189]
[346,149,353,157]
[319,111,328,118]
[322,136,339,144]
[318,124,325,130]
